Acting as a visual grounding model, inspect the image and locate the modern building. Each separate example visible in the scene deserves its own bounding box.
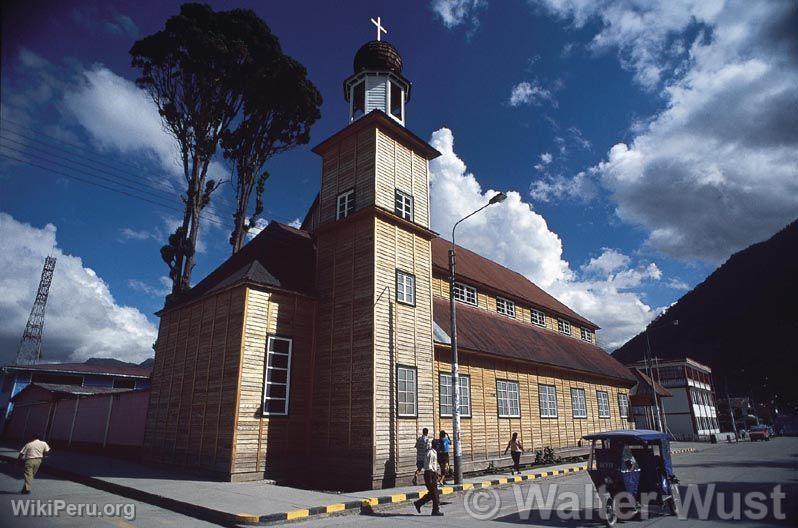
[627,357,720,440]
[143,31,636,489]
[0,362,151,431]
[628,367,673,431]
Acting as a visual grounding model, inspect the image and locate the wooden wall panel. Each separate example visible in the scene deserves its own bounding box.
[143,287,243,475]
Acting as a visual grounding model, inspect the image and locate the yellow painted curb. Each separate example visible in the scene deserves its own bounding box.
[482,480,493,487]
[326,503,346,513]
[390,493,406,503]
[286,509,309,521]
[462,483,474,490]
[497,478,508,484]
[234,513,260,523]
[441,486,454,495]
[362,498,378,507]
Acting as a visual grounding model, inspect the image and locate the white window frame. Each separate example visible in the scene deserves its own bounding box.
[439,373,471,417]
[539,384,558,418]
[453,282,477,305]
[618,393,630,418]
[263,335,292,416]
[496,296,516,318]
[496,380,521,418]
[597,390,611,418]
[336,189,355,220]
[396,270,415,306]
[571,387,587,418]
[397,365,417,417]
[557,318,572,336]
[580,327,593,342]
[394,189,414,221]
[531,308,546,327]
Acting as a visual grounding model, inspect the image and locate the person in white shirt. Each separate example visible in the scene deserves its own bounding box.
[18,435,50,494]
[413,438,443,516]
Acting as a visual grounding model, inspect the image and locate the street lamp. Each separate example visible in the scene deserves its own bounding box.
[449,191,506,484]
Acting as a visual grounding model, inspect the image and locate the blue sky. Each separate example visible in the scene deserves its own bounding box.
[1,0,796,363]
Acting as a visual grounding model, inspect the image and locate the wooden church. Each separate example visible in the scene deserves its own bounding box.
[143,23,635,490]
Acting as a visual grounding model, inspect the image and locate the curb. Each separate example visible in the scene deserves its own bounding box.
[0,448,698,526]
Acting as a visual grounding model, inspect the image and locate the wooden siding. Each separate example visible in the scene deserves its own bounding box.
[365,76,387,114]
[311,215,376,489]
[372,215,434,488]
[432,347,631,463]
[432,274,595,344]
[143,287,245,475]
[375,129,430,228]
[317,129,376,225]
[231,288,316,479]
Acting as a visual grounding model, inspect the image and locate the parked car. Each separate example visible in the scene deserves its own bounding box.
[749,425,770,442]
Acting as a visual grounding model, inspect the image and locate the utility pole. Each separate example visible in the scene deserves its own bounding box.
[15,256,57,365]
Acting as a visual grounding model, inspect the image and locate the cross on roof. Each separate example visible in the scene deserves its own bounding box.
[371,16,387,41]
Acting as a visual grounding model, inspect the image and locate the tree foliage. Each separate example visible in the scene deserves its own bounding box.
[130,3,320,297]
[223,48,321,252]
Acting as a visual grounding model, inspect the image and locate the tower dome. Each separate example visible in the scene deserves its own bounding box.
[353,40,403,75]
[344,19,411,126]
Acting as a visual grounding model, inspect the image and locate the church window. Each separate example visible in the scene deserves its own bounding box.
[531,309,546,326]
[496,296,515,318]
[389,81,403,119]
[539,384,558,418]
[396,270,416,306]
[336,189,355,220]
[453,282,477,305]
[618,393,630,418]
[571,388,587,418]
[352,80,365,119]
[497,380,521,417]
[397,365,417,417]
[263,336,292,416]
[394,189,414,221]
[440,373,471,417]
[557,318,571,335]
[597,390,611,418]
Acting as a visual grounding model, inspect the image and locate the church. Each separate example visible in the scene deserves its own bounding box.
[142,23,635,490]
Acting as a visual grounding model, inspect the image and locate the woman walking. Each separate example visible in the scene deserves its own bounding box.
[437,430,451,484]
[503,432,524,475]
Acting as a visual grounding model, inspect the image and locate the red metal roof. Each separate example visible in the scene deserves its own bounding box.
[5,362,151,378]
[431,238,597,329]
[433,297,634,385]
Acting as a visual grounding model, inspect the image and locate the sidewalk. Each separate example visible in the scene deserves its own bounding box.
[0,443,702,526]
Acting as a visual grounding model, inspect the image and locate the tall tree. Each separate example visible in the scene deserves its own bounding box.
[130,4,279,297]
[223,54,321,253]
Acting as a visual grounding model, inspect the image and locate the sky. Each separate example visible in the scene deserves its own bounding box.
[1,0,796,364]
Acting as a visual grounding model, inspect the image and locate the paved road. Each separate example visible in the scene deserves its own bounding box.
[0,457,219,528]
[291,437,798,527]
[0,438,794,526]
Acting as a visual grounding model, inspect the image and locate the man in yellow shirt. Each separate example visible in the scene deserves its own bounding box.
[18,435,50,494]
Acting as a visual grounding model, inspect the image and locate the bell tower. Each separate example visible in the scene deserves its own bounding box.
[308,18,440,489]
[343,17,411,125]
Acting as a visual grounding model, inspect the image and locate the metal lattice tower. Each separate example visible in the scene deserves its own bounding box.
[15,256,57,365]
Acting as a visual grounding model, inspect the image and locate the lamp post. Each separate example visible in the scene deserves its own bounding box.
[449,191,506,485]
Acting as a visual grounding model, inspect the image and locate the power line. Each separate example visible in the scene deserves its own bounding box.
[1,119,240,211]
[0,138,230,225]
[0,151,227,226]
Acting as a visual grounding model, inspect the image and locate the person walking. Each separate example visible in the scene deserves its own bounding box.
[437,430,451,484]
[413,438,443,516]
[18,434,50,494]
[413,428,429,486]
[503,432,524,475]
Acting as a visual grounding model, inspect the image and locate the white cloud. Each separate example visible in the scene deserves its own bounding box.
[508,81,555,107]
[431,0,487,29]
[540,152,553,164]
[0,213,157,364]
[119,227,157,241]
[430,128,662,348]
[576,0,798,261]
[127,277,171,298]
[63,66,182,179]
[530,170,596,202]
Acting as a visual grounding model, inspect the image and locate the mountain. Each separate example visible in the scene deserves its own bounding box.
[83,357,154,369]
[612,220,798,411]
